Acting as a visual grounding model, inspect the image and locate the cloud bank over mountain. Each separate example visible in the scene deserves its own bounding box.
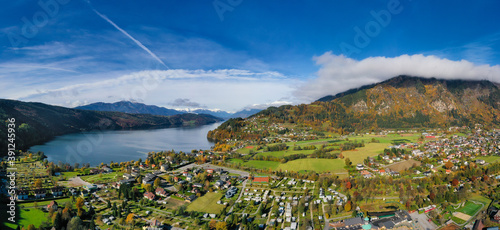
[296,53,500,101]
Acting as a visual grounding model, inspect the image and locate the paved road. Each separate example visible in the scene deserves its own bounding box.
[226,179,248,221]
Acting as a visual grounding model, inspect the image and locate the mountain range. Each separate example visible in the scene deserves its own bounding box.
[0,99,222,156]
[208,76,500,141]
[75,101,261,119]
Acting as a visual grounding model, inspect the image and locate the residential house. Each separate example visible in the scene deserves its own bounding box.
[81,190,89,198]
[123,173,134,180]
[34,189,46,199]
[494,210,500,221]
[69,188,79,196]
[119,178,136,185]
[160,164,169,172]
[142,173,157,185]
[47,201,58,210]
[192,183,203,188]
[51,187,64,197]
[17,189,29,200]
[85,184,97,192]
[215,180,225,189]
[102,166,113,173]
[155,187,167,197]
[144,192,156,200]
[186,195,197,202]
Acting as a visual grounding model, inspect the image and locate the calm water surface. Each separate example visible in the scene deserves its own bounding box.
[29,122,221,166]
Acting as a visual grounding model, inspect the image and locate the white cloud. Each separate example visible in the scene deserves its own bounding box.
[296,52,500,101]
[243,100,293,110]
[17,69,294,111]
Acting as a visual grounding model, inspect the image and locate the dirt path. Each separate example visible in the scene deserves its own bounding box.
[67,177,91,187]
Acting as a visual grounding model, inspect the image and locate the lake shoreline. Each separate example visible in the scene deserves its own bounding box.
[28,122,222,167]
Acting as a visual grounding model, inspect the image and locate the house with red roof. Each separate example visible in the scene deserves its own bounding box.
[155,187,167,197]
[47,201,58,210]
[144,192,156,200]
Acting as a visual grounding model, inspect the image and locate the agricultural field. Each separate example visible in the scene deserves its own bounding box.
[476,155,500,163]
[386,159,421,172]
[256,149,316,158]
[164,197,188,210]
[186,192,225,214]
[277,158,346,173]
[236,145,257,154]
[229,159,280,170]
[349,133,421,144]
[342,143,389,164]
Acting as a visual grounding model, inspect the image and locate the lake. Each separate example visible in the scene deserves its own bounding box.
[28,122,221,166]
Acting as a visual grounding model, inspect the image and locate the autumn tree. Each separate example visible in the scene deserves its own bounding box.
[209,219,217,229]
[345,158,352,167]
[216,221,228,230]
[34,178,43,188]
[451,179,459,187]
[154,178,161,188]
[445,161,453,169]
[345,181,352,190]
[75,197,84,210]
[126,213,135,226]
[344,201,352,212]
[429,192,436,201]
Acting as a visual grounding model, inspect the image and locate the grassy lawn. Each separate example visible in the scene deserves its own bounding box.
[350,133,421,144]
[470,195,491,205]
[4,208,48,229]
[278,158,347,173]
[477,155,500,163]
[186,192,225,214]
[19,197,73,208]
[342,143,389,164]
[80,172,123,183]
[457,201,482,216]
[452,216,466,224]
[164,197,188,210]
[237,145,257,154]
[60,171,81,178]
[229,159,280,170]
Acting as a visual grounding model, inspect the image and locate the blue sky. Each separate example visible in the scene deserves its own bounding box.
[1,0,500,111]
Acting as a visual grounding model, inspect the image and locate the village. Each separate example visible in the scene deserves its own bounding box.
[1,127,500,230]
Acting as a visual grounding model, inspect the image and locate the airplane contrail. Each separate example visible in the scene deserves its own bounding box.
[91,8,168,69]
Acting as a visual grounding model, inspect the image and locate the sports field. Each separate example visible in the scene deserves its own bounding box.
[456,201,482,216]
